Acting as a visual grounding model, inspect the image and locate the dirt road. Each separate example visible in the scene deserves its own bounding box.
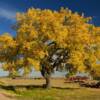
[0,93,15,100]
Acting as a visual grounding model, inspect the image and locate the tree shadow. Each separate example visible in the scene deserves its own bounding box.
[0,84,80,91]
[52,86,80,90]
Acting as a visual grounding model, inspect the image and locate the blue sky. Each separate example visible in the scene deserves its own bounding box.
[0,0,100,36]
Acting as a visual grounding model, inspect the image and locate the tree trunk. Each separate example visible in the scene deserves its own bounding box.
[45,76,51,88]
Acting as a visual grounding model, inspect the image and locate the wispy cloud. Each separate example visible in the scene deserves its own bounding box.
[0,8,16,21]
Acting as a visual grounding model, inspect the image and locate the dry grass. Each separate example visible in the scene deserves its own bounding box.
[16,87,100,100]
[0,78,100,100]
[0,78,79,88]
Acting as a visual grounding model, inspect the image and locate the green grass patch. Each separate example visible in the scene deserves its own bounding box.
[15,87,100,100]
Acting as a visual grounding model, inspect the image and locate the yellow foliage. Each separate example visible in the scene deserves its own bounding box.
[27,58,40,71]
[15,8,100,75]
[0,8,99,77]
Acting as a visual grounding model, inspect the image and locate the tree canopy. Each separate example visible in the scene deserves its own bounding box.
[0,8,100,82]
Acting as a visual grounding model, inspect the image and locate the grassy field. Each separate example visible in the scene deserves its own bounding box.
[0,78,100,100]
[16,88,100,100]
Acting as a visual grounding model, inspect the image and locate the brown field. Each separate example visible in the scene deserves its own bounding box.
[0,78,100,100]
[0,77,77,88]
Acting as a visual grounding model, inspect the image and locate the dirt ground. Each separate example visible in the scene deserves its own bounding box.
[0,93,15,100]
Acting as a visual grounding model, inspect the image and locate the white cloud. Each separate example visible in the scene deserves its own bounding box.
[0,8,16,21]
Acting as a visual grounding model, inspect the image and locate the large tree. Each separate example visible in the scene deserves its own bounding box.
[0,8,100,88]
[15,8,100,88]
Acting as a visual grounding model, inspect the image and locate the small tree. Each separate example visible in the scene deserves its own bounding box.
[0,33,22,77]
